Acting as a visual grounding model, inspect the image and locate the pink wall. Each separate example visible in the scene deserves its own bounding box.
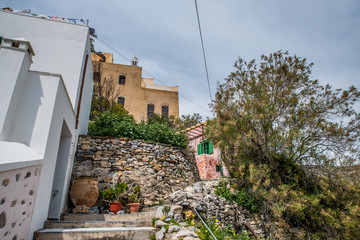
[0,165,41,240]
[188,135,229,180]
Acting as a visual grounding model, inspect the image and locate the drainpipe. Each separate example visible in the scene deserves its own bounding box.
[220,150,224,177]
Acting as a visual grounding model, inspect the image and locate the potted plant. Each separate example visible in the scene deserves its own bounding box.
[127,185,141,213]
[100,182,129,214]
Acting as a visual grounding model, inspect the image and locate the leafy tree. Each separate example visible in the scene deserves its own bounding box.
[91,60,125,119]
[146,113,203,131]
[178,113,203,130]
[207,51,360,239]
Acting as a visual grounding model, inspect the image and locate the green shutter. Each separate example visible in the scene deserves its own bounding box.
[208,141,213,154]
[197,143,203,155]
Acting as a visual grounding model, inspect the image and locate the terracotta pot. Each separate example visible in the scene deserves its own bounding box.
[70,176,99,207]
[110,202,122,214]
[128,203,140,214]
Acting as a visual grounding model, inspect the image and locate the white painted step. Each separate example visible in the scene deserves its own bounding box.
[34,226,156,240]
[44,219,151,228]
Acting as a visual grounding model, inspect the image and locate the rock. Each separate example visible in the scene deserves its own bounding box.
[193,182,203,193]
[168,225,181,233]
[155,206,165,219]
[88,206,99,214]
[73,205,88,213]
[155,220,167,228]
[171,229,199,240]
[179,222,187,227]
[181,201,190,207]
[165,217,172,222]
[174,214,183,222]
[168,211,174,218]
[170,205,183,214]
[156,227,166,240]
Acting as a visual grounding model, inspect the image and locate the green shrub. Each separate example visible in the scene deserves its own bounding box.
[88,111,188,148]
[215,181,259,212]
[197,217,255,240]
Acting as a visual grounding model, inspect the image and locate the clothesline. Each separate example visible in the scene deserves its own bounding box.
[1,7,97,37]
[1,7,89,25]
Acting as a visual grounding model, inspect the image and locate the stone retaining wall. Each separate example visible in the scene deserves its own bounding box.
[72,135,200,206]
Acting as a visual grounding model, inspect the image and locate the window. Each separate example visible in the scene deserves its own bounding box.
[117,97,125,106]
[119,75,126,85]
[162,106,169,117]
[197,140,213,155]
[147,104,155,117]
[216,165,221,172]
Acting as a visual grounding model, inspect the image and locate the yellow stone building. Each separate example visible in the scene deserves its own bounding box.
[91,53,179,122]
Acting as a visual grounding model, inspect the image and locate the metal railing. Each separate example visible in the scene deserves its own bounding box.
[193,207,218,240]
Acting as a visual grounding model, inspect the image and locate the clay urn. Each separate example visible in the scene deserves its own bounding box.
[70,176,99,207]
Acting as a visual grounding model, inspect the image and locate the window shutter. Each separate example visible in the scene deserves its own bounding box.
[197,143,203,155]
[209,142,213,154]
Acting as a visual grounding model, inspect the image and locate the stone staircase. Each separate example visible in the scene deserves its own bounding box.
[33,208,157,240]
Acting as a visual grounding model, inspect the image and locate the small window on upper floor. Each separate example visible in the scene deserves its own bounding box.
[119,75,126,85]
[162,106,169,117]
[118,97,125,106]
[147,104,155,118]
[216,165,221,172]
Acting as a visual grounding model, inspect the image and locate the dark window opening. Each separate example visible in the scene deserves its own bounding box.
[119,75,126,85]
[117,97,125,106]
[162,106,169,117]
[147,104,155,118]
[197,140,213,155]
[216,165,221,172]
[93,72,100,81]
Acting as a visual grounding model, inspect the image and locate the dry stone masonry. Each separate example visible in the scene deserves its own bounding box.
[73,135,200,206]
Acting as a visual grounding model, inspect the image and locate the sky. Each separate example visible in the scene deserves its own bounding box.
[2,0,360,119]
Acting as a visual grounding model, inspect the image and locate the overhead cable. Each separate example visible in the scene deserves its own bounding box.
[194,0,213,103]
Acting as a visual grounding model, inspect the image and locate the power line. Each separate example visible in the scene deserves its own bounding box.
[194,0,213,103]
[93,36,211,113]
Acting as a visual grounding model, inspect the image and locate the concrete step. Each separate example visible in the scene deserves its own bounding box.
[34,226,156,240]
[44,219,151,228]
[62,211,155,222]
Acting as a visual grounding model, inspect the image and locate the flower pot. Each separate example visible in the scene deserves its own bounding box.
[109,202,122,214]
[128,203,140,214]
[70,176,99,207]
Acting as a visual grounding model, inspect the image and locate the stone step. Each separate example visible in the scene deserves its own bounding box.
[34,226,156,240]
[62,212,155,222]
[44,219,151,228]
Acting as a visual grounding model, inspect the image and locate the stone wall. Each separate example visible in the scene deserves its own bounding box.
[72,135,200,206]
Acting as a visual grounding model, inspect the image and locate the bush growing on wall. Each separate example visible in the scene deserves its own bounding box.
[88,111,189,148]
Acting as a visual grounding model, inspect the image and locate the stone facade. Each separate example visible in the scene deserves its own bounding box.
[72,135,200,206]
[91,53,179,122]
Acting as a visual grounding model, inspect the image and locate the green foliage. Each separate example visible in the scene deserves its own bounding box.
[177,113,203,130]
[152,218,157,227]
[207,51,360,239]
[150,233,156,240]
[88,111,189,148]
[162,206,170,214]
[147,112,204,131]
[100,182,129,203]
[215,181,259,212]
[164,224,169,232]
[197,218,255,240]
[128,185,141,203]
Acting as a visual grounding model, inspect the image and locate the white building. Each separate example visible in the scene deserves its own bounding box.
[0,11,93,240]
